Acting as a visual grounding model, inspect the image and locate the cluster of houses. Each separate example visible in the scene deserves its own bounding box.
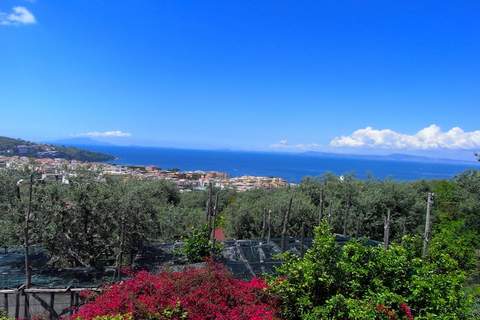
[0,156,290,191]
[0,144,60,158]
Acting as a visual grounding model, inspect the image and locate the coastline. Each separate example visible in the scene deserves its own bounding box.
[81,145,480,182]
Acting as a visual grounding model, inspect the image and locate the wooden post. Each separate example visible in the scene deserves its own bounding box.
[300,222,305,256]
[24,174,34,289]
[24,291,30,320]
[383,208,391,250]
[318,188,324,224]
[207,182,213,218]
[115,213,127,281]
[343,193,351,236]
[281,195,293,252]
[3,293,8,316]
[422,193,433,258]
[69,291,74,316]
[49,293,55,320]
[354,213,361,237]
[267,209,272,243]
[328,202,333,224]
[206,183,213,232]
[211,192,219,251]
[129,251,135,268]
[15,290,20,319]
[260,209,267,240]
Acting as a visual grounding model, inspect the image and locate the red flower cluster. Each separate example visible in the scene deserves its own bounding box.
[400,303,414,320]
[376,304,398,320]
[119,266,136,277]
[78,289,96,301]
[376,303,414,320]
[73,262,278,320]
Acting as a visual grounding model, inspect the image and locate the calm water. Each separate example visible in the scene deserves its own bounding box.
[82,145,479,182]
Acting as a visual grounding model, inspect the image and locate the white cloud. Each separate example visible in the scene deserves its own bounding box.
[0,6,36,26]
[330,125,480,150]
[270,139,321,151]
[78,130,132,138]
[272,139,289,147]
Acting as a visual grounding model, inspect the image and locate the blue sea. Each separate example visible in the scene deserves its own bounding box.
[81,145,479,183]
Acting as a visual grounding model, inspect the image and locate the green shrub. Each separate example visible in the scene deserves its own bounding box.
[269,220,476,320]
[0,310,11,320]
[181,224,221,263]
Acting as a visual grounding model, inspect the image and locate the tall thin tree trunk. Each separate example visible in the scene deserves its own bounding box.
[343,194,351,236]
[267,209,272,243]
[355,213,361,237]
[261,208,267,240]
[24,174,34,288]
[422,193,433,258]
[383,208,391,250]
[300,222,305,256]
[342,205,349,236]
[115,215,126,280]
[211,192,219,251]
[318,188,324,224]
[281,195,293,251]
[206,182,212,220]
[328,202,333,224]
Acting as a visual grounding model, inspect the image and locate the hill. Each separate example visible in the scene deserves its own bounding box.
[301,150,479,165]
[0,136,114,162]
[49,137,114,147]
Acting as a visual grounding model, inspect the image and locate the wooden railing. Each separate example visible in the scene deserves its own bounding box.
[0,286,101,320]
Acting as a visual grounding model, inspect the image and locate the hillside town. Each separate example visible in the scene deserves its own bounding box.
[0,155,290,191]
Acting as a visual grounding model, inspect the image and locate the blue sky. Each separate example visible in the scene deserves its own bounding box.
[1,0,480,158]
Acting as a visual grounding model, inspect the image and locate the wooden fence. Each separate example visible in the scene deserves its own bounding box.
[0,286,100,319]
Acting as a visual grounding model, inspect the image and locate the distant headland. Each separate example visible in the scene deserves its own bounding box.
[0,136,114,162]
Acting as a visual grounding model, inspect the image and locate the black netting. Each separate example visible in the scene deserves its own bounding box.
[1,235,380,288]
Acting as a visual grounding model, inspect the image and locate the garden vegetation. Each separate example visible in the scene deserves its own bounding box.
[0,169,479,318]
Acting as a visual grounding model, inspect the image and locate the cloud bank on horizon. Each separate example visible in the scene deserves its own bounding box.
[0,6,36,26]
[270,139,321,151]
[330,125,480,150]
[77,130,132,138]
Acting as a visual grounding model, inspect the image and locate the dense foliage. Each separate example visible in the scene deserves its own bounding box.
[74,261,277,320]
[181,224,222,263]
[54,145,115,162]
[0,171,210,268]
[71,220,478,320]
[223,188,316,239]
[223,172,480,247]
[269,221,476,319]
[1,168,479,318]
[1,169,479,268]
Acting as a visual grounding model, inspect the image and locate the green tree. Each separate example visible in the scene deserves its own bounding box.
[223,187,316,239]
[181,224,220,263]
[269,220,476,320]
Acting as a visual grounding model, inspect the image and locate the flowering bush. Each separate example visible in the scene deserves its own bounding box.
[399,304,413,320]
[92,315,133,320]
[74,261,278,320]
